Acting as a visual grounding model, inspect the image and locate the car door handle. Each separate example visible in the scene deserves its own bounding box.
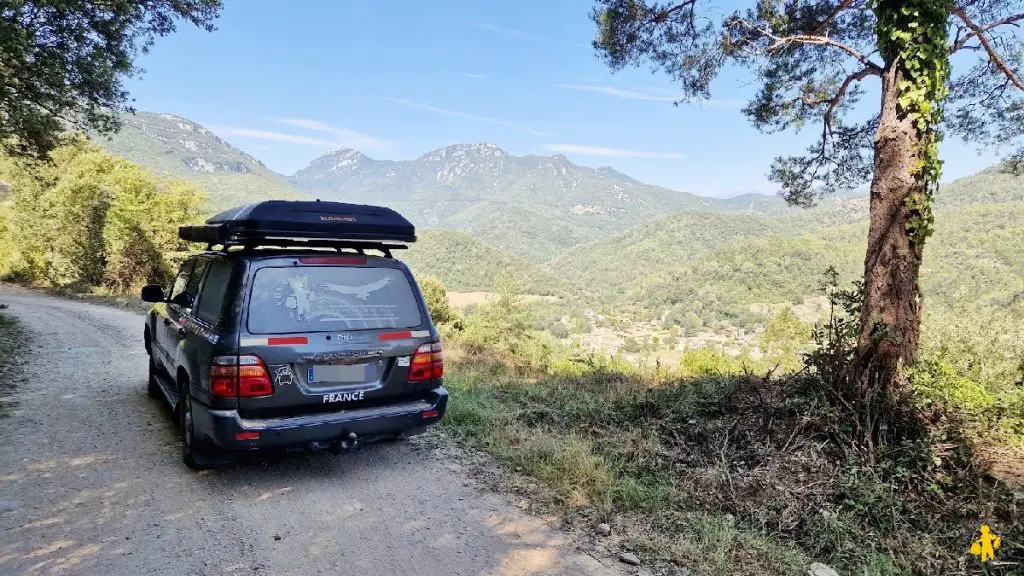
[163,318,172,326]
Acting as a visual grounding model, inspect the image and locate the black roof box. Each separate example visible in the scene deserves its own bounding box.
[179,200,416,246]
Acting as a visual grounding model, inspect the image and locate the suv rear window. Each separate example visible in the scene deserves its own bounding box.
[247,265,423,334]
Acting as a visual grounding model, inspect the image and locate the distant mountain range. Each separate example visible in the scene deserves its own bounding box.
[95,112,789,257]
[92,111,1024,333]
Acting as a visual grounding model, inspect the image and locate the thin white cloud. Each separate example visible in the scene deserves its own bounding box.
[559,84,745,107]
[544,144,684,160]
[274,118,395,150]
[558,84,677,102]
[475,23,529,37]
[210,126,335,147]
[476,22,586,49]
[385,98,553,137]
[463,73,485,80]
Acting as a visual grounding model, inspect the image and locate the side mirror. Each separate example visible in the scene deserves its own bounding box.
[141,285,166,303]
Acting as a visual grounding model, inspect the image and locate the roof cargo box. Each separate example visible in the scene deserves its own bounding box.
[179,200,416,247]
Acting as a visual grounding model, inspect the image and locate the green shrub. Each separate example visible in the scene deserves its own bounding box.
[0,140,204,293]
[679,347,741,377]
[914,297,1024,437]
[758,306,812,373]
[417,275,452,325]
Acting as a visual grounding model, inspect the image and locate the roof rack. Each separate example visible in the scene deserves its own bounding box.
[207,239,408,258]
[179,200,416,256]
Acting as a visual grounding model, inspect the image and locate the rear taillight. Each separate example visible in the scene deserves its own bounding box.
[408,342,443,382]
[210,355,274,398]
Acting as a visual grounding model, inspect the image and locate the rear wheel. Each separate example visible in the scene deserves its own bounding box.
[180,392,212,470]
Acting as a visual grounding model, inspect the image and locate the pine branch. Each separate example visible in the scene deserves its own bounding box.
[950,12,1024,54]
[730,18,883,72]
[652,1,698,23]
[808,0,866,36]
[952,8,1024,90]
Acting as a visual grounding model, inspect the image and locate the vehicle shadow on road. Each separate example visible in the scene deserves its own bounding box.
[144,396,619,576]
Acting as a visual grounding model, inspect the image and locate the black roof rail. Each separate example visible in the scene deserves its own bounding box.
[204,239,407,258]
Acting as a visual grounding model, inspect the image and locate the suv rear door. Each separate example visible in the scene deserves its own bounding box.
[235,255,438,418]
[164,257,209,372]
[154,258,196,374]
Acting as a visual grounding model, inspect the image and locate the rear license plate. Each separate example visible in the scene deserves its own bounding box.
[308,364,372,384]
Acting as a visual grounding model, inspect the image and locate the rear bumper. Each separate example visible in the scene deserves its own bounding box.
[193,387,448,450]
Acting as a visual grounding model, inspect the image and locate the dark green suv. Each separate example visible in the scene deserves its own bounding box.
[141,201,447,469]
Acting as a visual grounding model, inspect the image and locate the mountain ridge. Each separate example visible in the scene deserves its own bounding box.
[288,140,791,255]
[92,112,305,209]
[92,111,792,258]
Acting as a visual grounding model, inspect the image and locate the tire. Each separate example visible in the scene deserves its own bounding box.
[147,356,161,399]
[180,392,212,470]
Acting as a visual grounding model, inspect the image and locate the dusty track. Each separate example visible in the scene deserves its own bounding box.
[0,287,618,576]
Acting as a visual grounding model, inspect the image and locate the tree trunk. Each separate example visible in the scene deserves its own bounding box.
[859,63,926,379]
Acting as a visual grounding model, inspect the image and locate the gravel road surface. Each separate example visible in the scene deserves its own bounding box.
[0,287,620,576]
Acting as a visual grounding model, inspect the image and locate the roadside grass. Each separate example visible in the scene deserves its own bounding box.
[441,345,1024,576]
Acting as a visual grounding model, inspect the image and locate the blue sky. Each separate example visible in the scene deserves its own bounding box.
[126,0,1001,198]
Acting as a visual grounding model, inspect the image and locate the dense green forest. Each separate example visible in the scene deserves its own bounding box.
[401,228,567,295]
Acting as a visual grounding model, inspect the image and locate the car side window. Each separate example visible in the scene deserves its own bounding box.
[175,258,209,312]
[169,260,195,302]
[194,260,232,326]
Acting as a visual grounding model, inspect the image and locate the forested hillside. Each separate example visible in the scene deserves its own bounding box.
[93,112,305,210]
[400,229,566,295]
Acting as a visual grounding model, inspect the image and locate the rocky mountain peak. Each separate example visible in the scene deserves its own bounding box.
[595,166,639,184]
[420,142,507,162]
[320,148,373,173]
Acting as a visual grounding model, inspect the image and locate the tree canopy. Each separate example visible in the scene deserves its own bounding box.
[591,0,1024,447]
[0,0,222,158]
[592,0,1024,206]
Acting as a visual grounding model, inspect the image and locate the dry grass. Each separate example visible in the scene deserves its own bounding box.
[441,343,1024,576]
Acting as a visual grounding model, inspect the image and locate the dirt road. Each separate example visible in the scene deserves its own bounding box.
[0,288,619,576]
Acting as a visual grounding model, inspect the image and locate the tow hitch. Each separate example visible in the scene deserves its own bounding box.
[328,432,360,454]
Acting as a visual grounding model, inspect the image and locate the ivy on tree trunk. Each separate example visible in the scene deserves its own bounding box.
[859,0,950,372]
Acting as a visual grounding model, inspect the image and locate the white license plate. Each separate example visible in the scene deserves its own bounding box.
[308,364,371,384]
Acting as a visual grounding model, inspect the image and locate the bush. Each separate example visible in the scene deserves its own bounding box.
[912,298,1024,437]
[548,321,569,339]
[758,306,812,373]
[0,140,204,293]
[679,347,743,377]
[417,275,452,325]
